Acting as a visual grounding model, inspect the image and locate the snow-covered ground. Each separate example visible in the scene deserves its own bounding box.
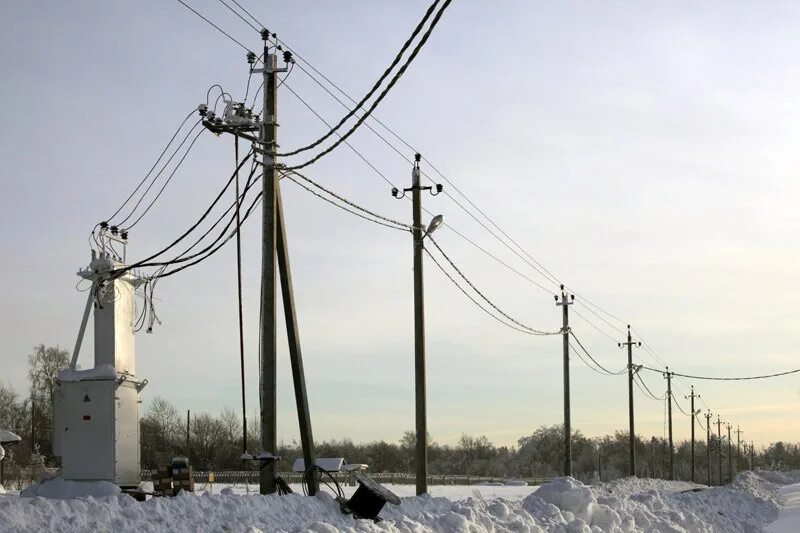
[1,471,799,532]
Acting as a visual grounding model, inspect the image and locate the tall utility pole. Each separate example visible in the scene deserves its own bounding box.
[664,368,674,480]
[736,426,743,473]
[750,440,755,470]
[199,35,317,496]
[686,386,700,482]
[259,36,280,497]
[619,325,641,476]
[717,416,724,486]
[555,285,574,477]
[393,154,443,495]
[727,424,733,484]
[705,411,713,485]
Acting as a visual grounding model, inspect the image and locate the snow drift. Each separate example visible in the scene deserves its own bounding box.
[0,471,791,532]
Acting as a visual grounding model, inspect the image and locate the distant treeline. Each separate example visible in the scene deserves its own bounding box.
[3,345,800,482]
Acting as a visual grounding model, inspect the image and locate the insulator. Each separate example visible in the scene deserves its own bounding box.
[391,187,399,197]
[247,51,256,64]
[283,50,292,64]
[435,184,443,193]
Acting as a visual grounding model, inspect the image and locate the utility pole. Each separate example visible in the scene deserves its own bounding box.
[750,440,755,470]
[686,386,700,482]
[393,155,443,495]
[735,426,743,474]
[199,34,317,496]
[234,135,247,455]
[555,285,574,477]
[186,409,190,456]
[664,368,674,480]
[727,424,733,483]
[705,411,712,485]
[619,325,641,476]
[717,416,724,486]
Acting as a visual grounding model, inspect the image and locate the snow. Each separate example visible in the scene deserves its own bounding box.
[56,364,117,382]
[0,429,22,444]
[19,476,120,500]
[0,471,798,532]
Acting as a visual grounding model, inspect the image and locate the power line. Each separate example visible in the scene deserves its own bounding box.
[284,0,454,171]
[279,0,441,157]
[635,372,665,401]
[215,0,261,33]
[123,127,206,230]
[281,173,409,232]
[426,236,558,336]
[106,109,196,224]
[640,364,800,382]
[173,0,256,55]
[423,248,540,336]
[570,332,627,375]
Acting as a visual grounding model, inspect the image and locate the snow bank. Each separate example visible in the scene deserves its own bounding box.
[19,476,120,500]
[0,472,792,532]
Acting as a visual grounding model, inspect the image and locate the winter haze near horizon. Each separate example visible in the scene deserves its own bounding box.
[1,1,799,448]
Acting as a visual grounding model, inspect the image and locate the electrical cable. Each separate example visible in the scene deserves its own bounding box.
[215,0,261,33]
[423,247,538,336]
[570,332,627,375]
[278,0,441,157]
[111,151,254,276]
[284,0,454,170]
[106,109,196,224]
[282,174,409,232]
[635,372,666,401]
[173,0,257,55]
[426,237,559,336]
[123,127,207,230]
[639,364,800,382]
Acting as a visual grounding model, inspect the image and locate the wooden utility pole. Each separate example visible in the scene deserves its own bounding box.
[705,411,712,485]
[735,426,743,473]
[686,386,700,482]
[664,368,674,480]
[619,325,641,476]
[727,424,733,483]
[717,416,724,486]
[555,285,574,477]
[186,409,190,455]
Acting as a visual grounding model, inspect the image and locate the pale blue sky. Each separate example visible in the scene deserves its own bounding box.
[1,1,799,448]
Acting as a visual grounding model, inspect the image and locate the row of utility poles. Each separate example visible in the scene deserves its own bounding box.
[557,315,754,486]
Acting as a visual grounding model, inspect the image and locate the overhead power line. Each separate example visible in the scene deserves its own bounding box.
[426,236,558,336]
[173,0,257,55]
[570,332,627,375]
[279,0,441,157]
[640,364,800,382]
[284,0,454,170]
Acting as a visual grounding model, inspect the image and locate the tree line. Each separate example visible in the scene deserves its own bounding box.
[3,345,800,482]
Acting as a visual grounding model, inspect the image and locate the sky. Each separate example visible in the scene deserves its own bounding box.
[1,0,799,450]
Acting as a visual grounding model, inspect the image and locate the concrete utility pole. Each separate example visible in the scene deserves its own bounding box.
[736,426,743,473]
[555,285,574,477]
[750,440,755,470]
[727,424,733,484]
[619,325,641,476]
[198,35,317,496]
[705,411,713,485]
[686,386,700,482]
[259,37,280,496]
[393,155,443,495]
[664,368,674,480]
[717,416,724,486]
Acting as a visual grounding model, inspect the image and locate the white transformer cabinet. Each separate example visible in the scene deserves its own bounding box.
[54,242,146,489]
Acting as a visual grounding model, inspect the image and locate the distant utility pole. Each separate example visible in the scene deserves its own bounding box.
[393,154,443,495]
[736,426,743,473]
[750,440,755,470]
[619,325,641,476]
[705,411,713,485]
[664,368,674,480]
[686,386,700,482]
[717,416,724,486]
[555,285,574,477]
[186,409,190,455]
[727,424,733,483]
